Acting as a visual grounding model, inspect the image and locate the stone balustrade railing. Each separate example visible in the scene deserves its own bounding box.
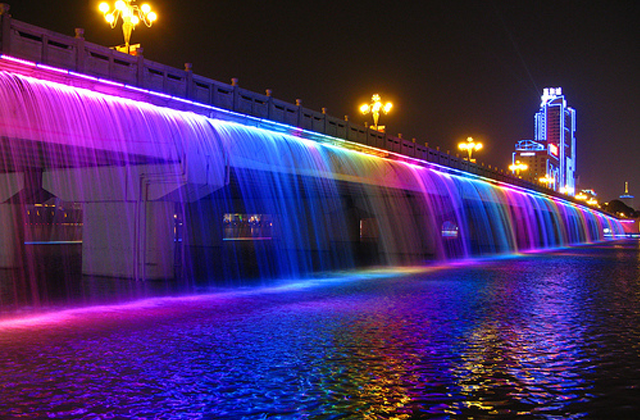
[0,5,564,197]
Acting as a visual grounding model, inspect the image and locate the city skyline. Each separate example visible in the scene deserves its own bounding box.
[6,0,638,202]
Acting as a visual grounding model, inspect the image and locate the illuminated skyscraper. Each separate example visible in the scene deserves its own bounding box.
[513,87,576,195]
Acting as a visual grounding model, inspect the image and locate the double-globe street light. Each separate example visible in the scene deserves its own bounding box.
[509,160,528,178]
[360,94,392,132]
[99,0,157,54]
[539,175,555,189]
[458,137,483,163]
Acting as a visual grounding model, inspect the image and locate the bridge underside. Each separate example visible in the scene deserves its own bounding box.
[0,156,452,282]
[0,68,622,282]
[0,137,167,172]
[0,127,454,281]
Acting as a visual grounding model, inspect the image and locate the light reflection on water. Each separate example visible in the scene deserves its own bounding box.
[1,241,639,419]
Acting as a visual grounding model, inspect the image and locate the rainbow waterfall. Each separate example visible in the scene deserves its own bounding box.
[0,70,625,294]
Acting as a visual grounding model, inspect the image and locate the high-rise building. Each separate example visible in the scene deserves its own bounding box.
[512,87,576,195]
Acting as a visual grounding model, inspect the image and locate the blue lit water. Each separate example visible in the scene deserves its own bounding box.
[1,241,639,419]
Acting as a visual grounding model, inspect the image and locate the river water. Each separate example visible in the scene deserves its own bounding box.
[1,240,639,419]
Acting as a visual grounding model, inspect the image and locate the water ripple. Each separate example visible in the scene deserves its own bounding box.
[1,243,640,418]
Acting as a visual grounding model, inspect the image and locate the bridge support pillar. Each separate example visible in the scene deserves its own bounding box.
[181,200,224,279]
[0,203,23,268]
[0,172,25,268]
[44,164,224,280]
[82,200,176,280]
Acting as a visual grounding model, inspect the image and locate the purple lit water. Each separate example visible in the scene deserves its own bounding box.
[1,241,639,419]
[0,67,633,418]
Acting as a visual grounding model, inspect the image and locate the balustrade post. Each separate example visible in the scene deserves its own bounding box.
[344,115,350,141]
[266,89,273,119]
[322,107,327,134]
[296,99,302,127]
[184,62,193,99]
[74,28,85,73]
[231,78,239,111]
[131,47,143,87]
[0,3,11,54]
[41,33,49,63]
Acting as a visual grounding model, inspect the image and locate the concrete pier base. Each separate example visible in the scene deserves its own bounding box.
[0,203,23,268]
[0,173,27,268]
[43,164,225,280]
[82,201,176,280]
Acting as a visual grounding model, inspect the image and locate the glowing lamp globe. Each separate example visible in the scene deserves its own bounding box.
[98,1,159,54]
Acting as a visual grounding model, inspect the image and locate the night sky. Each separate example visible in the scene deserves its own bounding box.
[6,0,638,202]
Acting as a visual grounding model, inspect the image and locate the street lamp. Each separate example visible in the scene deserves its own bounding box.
[360,94,392,132]
[539,175,557,190]
[539,176,552,185]
[586,199,599,207]
[99,1,157,54]
[458,137,483,162]
[509,160,528,177]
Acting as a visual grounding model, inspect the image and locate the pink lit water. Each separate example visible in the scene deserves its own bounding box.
[1,241,639,419]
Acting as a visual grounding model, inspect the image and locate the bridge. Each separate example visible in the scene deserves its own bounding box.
[0,8,625,281]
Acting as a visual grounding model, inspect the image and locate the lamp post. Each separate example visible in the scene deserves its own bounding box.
[360,94,392,132]
[99,1,157,54]
[509,160,528,177]
[458,137,483,163]
[538,175,555,189]
[539,176,552,185]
